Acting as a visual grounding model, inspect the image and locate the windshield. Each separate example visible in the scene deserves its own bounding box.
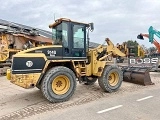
[52,22,68,47]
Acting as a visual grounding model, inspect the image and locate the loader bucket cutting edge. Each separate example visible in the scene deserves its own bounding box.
[123,67,154,86]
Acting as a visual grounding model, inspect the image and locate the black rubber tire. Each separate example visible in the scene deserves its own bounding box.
[41,66,76,103]
[98,65,123,93]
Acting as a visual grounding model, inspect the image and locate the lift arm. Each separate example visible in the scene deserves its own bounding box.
[94,38,126,61]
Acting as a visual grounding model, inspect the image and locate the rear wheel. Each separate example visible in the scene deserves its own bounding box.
[41,66,76,103]
[98,65,123,92]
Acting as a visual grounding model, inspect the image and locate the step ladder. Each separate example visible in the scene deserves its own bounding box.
[76,61,86,76]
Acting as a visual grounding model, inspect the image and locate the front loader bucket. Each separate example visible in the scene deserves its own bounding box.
[123,67,154,86]
[137,34,144,40]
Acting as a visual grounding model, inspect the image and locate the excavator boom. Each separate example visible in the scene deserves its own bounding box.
[137,33,160,53]
[137,26,160,54]
[148,26,160,43]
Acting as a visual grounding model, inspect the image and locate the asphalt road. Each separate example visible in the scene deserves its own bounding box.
[0,72,160,120]
[25,81,160,120]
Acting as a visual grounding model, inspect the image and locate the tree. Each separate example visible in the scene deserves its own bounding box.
[148,46,157,54]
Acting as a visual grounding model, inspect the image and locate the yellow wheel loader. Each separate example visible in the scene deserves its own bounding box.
[116,42,145,63]
[116,42,128,63]
[6,18,152,103]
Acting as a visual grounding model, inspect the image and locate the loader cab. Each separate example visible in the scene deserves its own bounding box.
[50,18,93,59]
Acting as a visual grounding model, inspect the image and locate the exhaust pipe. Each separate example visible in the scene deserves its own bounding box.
[122,67,154,86]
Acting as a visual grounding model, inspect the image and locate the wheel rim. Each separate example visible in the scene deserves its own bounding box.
[108,72,119,86]
[52,75,70,95]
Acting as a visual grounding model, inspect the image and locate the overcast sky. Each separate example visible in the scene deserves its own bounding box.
[0,0,160,48]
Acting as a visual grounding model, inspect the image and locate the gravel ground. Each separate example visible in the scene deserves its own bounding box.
[0,72,160,120]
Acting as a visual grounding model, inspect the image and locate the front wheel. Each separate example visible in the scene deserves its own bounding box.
[41,66,77,103]
[98,65,123,93]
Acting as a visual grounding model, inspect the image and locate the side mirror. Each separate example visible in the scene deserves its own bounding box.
[89,23,94,31]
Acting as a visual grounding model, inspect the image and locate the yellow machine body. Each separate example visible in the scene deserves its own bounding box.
[6,18,151,103]
[137,45,145,58]
[7,38,125,89]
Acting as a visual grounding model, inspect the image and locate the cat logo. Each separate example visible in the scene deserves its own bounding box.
[26,61,33,67]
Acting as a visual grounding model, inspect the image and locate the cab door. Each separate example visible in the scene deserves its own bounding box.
[71,23,86,59]
[61,22,71,57]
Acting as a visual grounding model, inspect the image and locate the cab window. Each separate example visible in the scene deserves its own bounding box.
[52,22,68,47]
[62,23,68,47]
[73,25,85,48]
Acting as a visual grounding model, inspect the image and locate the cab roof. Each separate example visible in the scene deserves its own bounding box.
[49,18,89,28]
